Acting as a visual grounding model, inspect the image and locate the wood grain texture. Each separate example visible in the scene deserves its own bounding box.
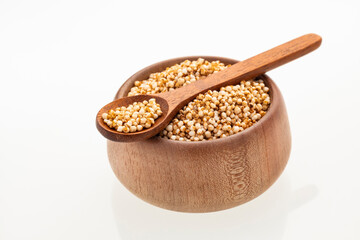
[97,34,321,142]
[107,56,291,212]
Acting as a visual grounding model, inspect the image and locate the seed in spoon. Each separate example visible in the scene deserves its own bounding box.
[102,98,162,133]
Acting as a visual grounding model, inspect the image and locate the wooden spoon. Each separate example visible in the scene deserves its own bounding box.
[96,33,322,142]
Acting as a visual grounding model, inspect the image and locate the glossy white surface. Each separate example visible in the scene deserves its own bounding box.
[1,0,359,239]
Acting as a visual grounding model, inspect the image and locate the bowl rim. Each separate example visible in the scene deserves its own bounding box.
[115,55,281,145]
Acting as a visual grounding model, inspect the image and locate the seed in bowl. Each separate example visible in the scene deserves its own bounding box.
[102,98,162,133]
[126,58,271,141]
[128,58,230,96]
[160,79,270,141]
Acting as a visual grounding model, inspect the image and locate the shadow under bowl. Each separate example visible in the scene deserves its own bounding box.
[107,56,291,213]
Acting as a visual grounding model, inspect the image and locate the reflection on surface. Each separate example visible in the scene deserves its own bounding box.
[112,174,318,240]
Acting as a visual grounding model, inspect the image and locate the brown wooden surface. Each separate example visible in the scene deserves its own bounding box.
[96,33,321,142]
[107,56,292,212]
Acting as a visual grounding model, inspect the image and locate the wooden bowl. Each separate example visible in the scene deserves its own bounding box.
[107,56,291,213]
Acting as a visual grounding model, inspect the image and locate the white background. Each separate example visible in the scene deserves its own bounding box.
[1,0,359,239]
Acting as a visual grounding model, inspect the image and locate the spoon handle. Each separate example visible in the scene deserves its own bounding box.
[162,33,322,108]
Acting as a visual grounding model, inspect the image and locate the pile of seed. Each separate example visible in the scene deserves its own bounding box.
[126,58,271,141]
[102,98,162,133]
[160,80,270,141]
[128,58,230,96]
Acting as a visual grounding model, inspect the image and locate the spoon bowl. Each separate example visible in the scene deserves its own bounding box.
[96,94,170,142]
